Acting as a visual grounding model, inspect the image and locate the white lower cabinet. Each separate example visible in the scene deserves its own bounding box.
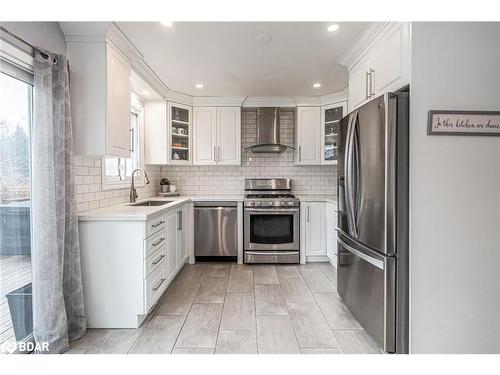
[326,202,338,268]
[302,201,337,267]
[78,202,190,328]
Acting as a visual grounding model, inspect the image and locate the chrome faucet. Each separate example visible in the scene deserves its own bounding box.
[130,168,151,203]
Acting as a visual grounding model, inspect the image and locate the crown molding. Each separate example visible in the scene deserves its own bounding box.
[338,22,395,68]
[242,97,298,108]
[320,88,349,106]
[192,96,246,107]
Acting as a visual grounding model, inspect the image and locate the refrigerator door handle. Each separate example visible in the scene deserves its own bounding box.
[338,236,384,270]
[344,111,358,237]
[352,113,362,233]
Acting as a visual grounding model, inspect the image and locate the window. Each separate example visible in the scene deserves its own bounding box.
[0,53,34,351]
[102,98,144,189]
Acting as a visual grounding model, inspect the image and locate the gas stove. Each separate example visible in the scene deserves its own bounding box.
[243,178,300,264]
[244,179,299,208]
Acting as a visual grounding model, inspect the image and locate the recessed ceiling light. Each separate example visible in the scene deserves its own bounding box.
[142,90,151,96]
[160,21,173,27]
[327,24,340,32]
[256,34,272,45]
[313,83,322,88]
[195,83,203,88]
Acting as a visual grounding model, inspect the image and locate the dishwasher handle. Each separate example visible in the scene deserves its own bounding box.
[194,201,238,208]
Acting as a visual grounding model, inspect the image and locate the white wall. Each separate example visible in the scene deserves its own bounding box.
[410,22,500,353]
[0,22,66,55]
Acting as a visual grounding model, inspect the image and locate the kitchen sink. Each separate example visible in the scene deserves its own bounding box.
[129,200,172,207]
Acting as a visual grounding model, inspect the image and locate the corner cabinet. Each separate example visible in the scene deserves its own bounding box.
[144,101,193,165]
[193,106,241,166]
[296,104,345,166]
[346,22,410,112]
[67,41,132,157]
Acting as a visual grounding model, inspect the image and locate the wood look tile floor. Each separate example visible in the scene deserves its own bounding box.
[68,262,383,354]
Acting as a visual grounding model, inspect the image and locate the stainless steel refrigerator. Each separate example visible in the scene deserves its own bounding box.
[337,92,409,353]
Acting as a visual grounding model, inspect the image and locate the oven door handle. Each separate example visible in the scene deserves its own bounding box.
[245,251,299,256]
[245,208,299,213]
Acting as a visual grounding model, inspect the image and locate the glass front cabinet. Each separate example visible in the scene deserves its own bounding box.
[168,102,192,164]
[320,102,347,164]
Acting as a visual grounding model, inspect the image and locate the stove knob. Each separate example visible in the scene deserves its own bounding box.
[280,201,286,206]
[288,201,295,206]
[255,201,262,207]
[266,202,273,207]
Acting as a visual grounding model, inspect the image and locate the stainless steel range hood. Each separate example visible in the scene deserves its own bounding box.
[245,107,295,153]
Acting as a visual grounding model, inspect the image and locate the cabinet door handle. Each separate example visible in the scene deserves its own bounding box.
[214,146,217,162]
[153,278,166,291]
[370,69,375,97]
[151,220,164,228]
[129,128,134,152]
[152,254,165,265]
[307,206,310,222]
[177,211,182,231]
[298,146,302,162]
[152,237,165,247]
[218,146,221,163]
[365,71,371,99]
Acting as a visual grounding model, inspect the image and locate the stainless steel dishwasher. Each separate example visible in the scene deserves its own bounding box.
[194,201,238,258]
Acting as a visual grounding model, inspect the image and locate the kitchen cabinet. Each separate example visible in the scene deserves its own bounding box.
[169,102,193,164]
[320,102,347,165]
[193,106,241,165]
[346,23,410,112]
[144,101,168,164]
[67,41,132,157]
[295,107,322,165]
[326,202,338,268]
[78,201,190,328]
[302,202,326,257]
[144,101,194,164]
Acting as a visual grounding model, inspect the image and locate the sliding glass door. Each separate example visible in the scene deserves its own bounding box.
[0,70,33,352]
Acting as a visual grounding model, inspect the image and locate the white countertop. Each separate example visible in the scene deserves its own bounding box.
[78,194,336,221]
[297,195,337,206]
[78,195,244,222]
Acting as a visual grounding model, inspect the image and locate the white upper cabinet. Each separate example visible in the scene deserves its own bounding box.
[320,102,346,165]
[217,107,241,165]
[193,107,217,165]
[144,101,168,164]
[169,102,193,164]
[193,106,241,166]
[296,106,322,165]
[348,53,372,111]
[67,42,131,157]
[370,23,410,95]
[343,22,411,112]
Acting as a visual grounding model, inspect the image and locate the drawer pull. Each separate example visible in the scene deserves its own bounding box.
[153,278,166,291]
[151,220,165,228]
[152,254,165,265]
[152,237,165,247]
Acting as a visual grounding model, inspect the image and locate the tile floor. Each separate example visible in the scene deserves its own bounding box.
[69,262,382,354]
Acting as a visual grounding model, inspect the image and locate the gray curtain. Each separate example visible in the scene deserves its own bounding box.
[32,49,86,353]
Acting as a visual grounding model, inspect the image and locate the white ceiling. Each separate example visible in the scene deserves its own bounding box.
[117,22,371,97]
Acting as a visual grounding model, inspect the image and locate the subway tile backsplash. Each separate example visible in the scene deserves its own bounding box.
[75,109,336,212]
[161,109,337,196]
[74,156,161,212]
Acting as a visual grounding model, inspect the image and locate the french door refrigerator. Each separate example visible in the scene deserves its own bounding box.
[337,92,409,353]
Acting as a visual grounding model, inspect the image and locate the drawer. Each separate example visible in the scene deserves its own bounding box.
[144,229,166,259]
[144,245,166,278]
[145,216,166,238]
[145,258,167,312]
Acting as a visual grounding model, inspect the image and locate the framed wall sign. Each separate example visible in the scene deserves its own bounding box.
[427,110,500,136]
